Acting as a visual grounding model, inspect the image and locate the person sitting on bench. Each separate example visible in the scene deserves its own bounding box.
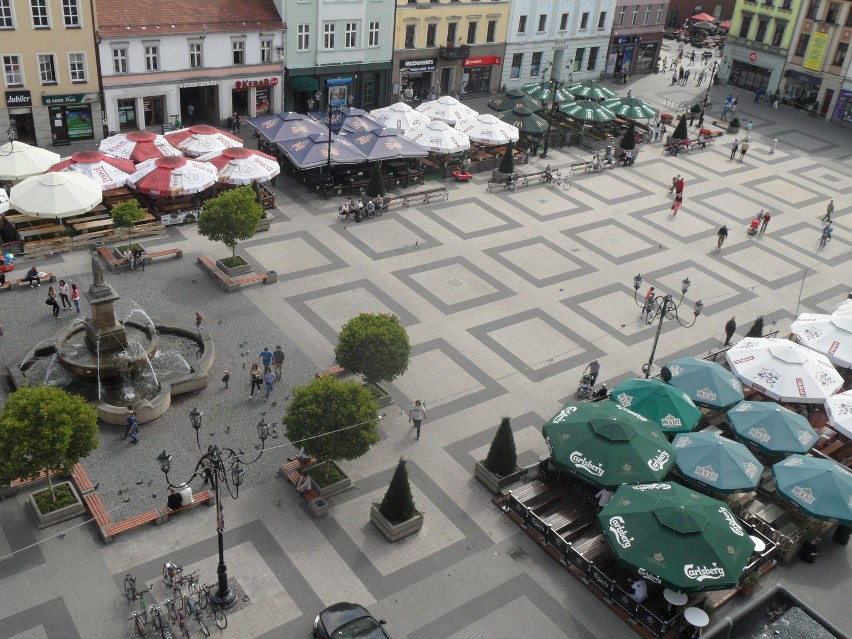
[590,154,602,171]
[621,150,637,166]
[178,483,193,505]
[505,173,515,188]
[697,133,707,149]
[603,150,615,168]
[296,470,312,495]
[24,266,41,287]
[544,165,553,183]
[167,487,184,510]
[365,199,375,218]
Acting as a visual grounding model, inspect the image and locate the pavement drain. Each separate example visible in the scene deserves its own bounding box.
[508,548,527,561]
[444,278,464,288]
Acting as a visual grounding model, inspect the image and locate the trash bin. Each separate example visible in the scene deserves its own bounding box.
[833,524,850,545]
[799,538,820,563]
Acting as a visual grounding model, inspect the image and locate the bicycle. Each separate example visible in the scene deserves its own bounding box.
[163,561,183,588]
[547,171,572,191]
[199,583,228,629]
[185,592,210,636]
[166,595,191,639]
[124,575,151,626]
[170,570,199,614]
[128,610,148,638]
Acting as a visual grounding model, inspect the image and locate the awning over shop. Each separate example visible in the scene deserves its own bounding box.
[289,76,320,92]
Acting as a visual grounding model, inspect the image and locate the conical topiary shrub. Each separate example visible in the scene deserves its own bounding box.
[378,458,417,525]
[366,161,385,197]
[672,114,688,141]
[619,120,636,151]
[746,316,764,337]
[498,143,515,174]
[484,416,517,476]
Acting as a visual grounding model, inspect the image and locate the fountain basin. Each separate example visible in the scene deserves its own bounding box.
[56,321,159,379]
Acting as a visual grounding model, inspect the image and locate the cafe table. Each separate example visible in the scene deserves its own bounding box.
[750,535,766,554]
[684,606,710,637]
[18,224,66,239]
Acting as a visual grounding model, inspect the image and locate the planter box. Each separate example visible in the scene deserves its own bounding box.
[309,460,353,498]
[728,126,741,135]
[255,215,271,233]
[215,258,252,277]
[309,497,330,518]
[365,382,393,408]
[474,462,526,494]
[370,504,423,542]
[26,481,86,529]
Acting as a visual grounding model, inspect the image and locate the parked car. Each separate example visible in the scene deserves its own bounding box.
[313,602,391,639]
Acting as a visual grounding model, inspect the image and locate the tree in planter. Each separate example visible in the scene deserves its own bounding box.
[197,186,263,265]
[498,143,515,175]
[378,458,418,525]
[110,199,146,248]
[366,161,386,198]
[0,386,98,502]
[672,114,688,141]
[483,416,518,476]
[283,376,379,481]
[728,116,741,130]
[619,120,636,152]
[335,313,410,386]
[746,316,764,337]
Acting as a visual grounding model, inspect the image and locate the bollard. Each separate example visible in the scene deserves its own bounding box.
[770,138,777,154]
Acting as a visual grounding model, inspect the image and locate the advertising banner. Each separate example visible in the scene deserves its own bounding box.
[803,31,829,71]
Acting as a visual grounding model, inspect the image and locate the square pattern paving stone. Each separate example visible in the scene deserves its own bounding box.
[629,200,719,244]
[777,130,841,155]
[445,411,549,475]
[792,163,852,194]
[770,221,852,267]
[570,170,655,205]
[715,242,812,288]
[482,237,597,288]
[243,230,348,281]
[746,176,823,207]
[566,220,664,264]
[699,186,771,223]
[330,214,443,260]
[426,197,523,240]
[392,256,515,314]
[503,186,594,222]
[468,308,605,381]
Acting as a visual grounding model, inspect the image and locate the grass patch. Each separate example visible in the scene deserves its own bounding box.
[309,463,346,487]
[33,483,77,514]
[220,256,248,268]
[364,382,388,401]
[117,243,142,254]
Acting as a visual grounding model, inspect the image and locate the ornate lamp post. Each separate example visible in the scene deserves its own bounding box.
[307,90,354,186]
[633,274,703,378]
[157,408,271,609]
[539,65,572,160]
[697,60,720,129]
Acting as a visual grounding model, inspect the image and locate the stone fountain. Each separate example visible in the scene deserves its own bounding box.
[8,255,214,425]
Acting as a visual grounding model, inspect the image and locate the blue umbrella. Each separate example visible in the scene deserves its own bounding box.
[664,357,745,409]
[343,128,428,161]
[276,133,367,170]
[725,400,818,455]
[246,112,327,143]
[672,432,763,493]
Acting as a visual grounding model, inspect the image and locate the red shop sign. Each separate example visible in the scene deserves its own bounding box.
[463,56,502,67]
[234,78,279,89]
[749,52,758,62]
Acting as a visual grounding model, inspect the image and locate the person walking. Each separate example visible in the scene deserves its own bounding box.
[123,406,135,439]
[678,67,684,83]
[746,120,753,134]
[819,223,833,248]
[730,138,739,160]
[128,411,139,444]
[822,199,834,223]
[222,369,230,389]
[640,287,655,321]
[263,366,275,400]
[669,174,680,195]
[697,70,706,86]
[195,311,203,333]
[753,89,762,104]
[739,139,750,162]
[187,103,195,125]
[675,176,685,197]
[585,359,601,387]
[272,345,285,380]
[231,112,241,133]
[409,400,426,440]
[724,317,737,346]
[47,285,60,319]
[689,51,696,65]
[654,122,661,141]
[58,279,71,310]
[259,346,273,369]
[671,70,678,85]
[720,103,730,121]
[759,210,771,234]
[71,283,81,314]
[672,191,683,215]
[249,363,263,398]
[659,122,667,140]
[717,224,729,249]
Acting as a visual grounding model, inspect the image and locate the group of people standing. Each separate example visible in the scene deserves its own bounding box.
[44,279,81,318]
[247,345,286,400]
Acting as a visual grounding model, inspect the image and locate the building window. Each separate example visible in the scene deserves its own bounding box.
[781,0,792,7]
[806,0,820,19]
[68,51,85,81]
[618,6,625,26]
[795,33,810,56]
[739,14,752,38]
[425,23,436,46]
[324,23,335,49]
[833,41,848,65]
[510,52,522,79]
[30,0,48,27]
[518,15,527,34]
[644,5,651,24]
[0,0,14,29]
[112,48,127,73]
[447,21,457,45]
[62,0,80,26]
[37,53,57,83]
[598,11,606,28]
[486,20,496,42]
[189,42,202,67]
[762,0,773,6]
[631,5,638,25]
[145,45,159,71]
[405,24,415,48]
[538,14,547,31]
[560,13,569,30]
[369,21,380,47]
[574,48,585,71]
[580,12,589,29]
[232,40,244,64]
[297,24,310,51]
[345,22,357,48]
[754,18,769,41]
[530,51,542,76]
[657,4,664,22]
[588,46,599,70]
[826,1,840,22]
[771,21,786,47]
[467,21,476,43]
[3,54,22,85]
[260,38,272,62]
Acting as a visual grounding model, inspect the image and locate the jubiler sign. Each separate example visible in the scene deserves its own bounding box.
[5,90,32,107]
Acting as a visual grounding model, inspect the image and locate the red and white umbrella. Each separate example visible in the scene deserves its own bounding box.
[127,156,218,197]
[369,102,431,133]
[100,131,183,163]
[415,96,479,125]
[726,337,844,403]
[791,313,852,368]
[165,125,243,157]
[690,12,716,21]
[46,150,135,191]
[825,390,852,439]
[195,147,280,185]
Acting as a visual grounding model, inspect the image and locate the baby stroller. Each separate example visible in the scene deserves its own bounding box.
[577,372,593,399]
[747,217,760,236]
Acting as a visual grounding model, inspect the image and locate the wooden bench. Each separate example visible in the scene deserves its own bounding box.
[101,510,158,543]
[233,272,273,289]
[144,247,184,263]
[385,187,449,208]
[14,271,56,288]
[160,489,213,518]
[569,161,591,174]
[71,463,97,495]
[197,255,237,292]
[486,170,548,192]
[98,246,127,271]
[197,256,273,292]
[1,470,48,496]
[84,492,113,527]
[688,137,715,149]
[285,466,320,502]
[316,365,345,378]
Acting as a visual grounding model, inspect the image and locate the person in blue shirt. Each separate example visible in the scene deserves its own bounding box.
[259,347,273,368]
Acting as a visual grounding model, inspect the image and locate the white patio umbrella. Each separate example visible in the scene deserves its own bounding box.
[825,390,852,439]
[195,147,280,185]
[791,313,852,368]
[404,120,470,154]
[369,102,432,133]
[0,188,9,214]
[9,172,102,218]
[455,113,520,145]
[415,96,479,125]
[726,337,844,403]
[830,297,852,318]
[0,141,60,181]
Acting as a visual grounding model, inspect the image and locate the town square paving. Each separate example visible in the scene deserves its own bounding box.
[1,59,851,639]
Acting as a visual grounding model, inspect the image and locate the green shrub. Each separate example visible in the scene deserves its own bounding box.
[483,416,518,476]
[33,483,77,514]
[746,316,764,337]
[378,458,418,524]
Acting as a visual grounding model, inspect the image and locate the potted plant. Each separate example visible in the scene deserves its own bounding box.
[474,416,526,494]
[371,458,423,542]
[0,387,98,529]
[745,316,764,337]
[739,571,761,596]
[334,313,411,407]
[617,120,636,159]
[671,114,689,141]
[659,113,674,125]
[197,186,264,277]
[727,116,741,135]
[110,199,147,249]
[492,143,515,182]
[366,161,386,198]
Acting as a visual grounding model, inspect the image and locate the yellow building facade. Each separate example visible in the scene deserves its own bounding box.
[1,0,103,147]
[392,0,510,99]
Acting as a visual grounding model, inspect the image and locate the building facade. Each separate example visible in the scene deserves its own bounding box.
[1,0,103,147]
[721,0,804,95]
[96,0,285,133]
[606,0,668,76]
[835,53,852,121]
[278,0,394,112]
[782,0,852,117]
[665,0,739,27]
[502,0,617,90]
[391,0,509,101]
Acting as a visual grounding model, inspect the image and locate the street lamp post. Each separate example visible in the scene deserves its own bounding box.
[307,90,354,187]
[698,60,719,129]
[157,408,271,610]
[539,67,571,160]
[633,274,704,378]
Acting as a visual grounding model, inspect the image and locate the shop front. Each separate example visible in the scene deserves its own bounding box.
[461,56,502,96]
[43,94,99,145]
[178,80,218,125]
[781,69,822,111]
[399,58,437,101]
[232,77,279,117]
[607,37,639,75]
[636,41,660,73]
[5,90,36,144]
[723,49,784,95]
[832,87,852,123]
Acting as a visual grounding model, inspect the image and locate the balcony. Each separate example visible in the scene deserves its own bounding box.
[439,44,471,60]
[727,35,787,56]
